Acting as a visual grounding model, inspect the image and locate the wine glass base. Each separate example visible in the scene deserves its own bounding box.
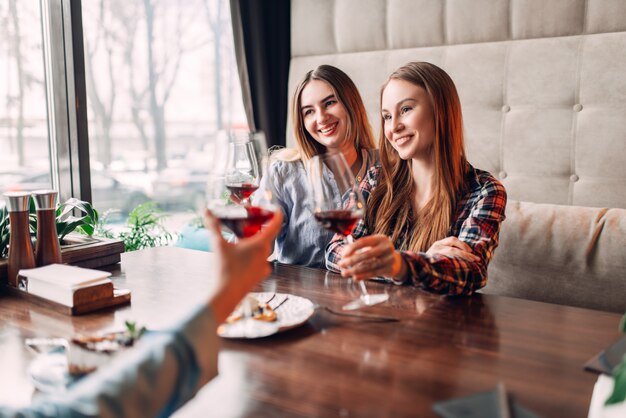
[342,293,389,311]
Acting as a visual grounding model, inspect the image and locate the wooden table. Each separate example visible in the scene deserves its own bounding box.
[0,246,621,417]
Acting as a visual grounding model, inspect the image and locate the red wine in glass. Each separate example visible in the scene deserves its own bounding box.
[314,210,360,236]
[227,183,259,203]
[308,151,389,311]
[217,206,274,238]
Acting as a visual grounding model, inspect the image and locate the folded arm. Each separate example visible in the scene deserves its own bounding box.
[398,181,507,295]
[334,179,507,295]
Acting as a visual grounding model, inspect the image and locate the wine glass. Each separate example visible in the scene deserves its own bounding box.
[206,130,278,337]
[308,152,389,311]
[224,131,263,206]
[207,131,275,239]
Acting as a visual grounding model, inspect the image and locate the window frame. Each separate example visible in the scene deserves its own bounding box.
[40,0,91,203]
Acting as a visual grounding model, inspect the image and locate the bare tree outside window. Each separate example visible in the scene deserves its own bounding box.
[83,0,118,169]
[82,0,246,231]
[0,0,245,234]
[0,1,49,195]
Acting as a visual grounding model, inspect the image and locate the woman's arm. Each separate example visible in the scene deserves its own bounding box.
[339,178,507,295]
[399,179,507,295]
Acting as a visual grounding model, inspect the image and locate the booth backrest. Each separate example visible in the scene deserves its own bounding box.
[288,0,626,208]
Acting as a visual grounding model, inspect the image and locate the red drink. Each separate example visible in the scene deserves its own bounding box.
[314,210,360,236]
[218,206,274,238]
[227,183,259,202]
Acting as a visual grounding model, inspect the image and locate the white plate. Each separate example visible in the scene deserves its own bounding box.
[218,292,315,339]
[28,350,75,393]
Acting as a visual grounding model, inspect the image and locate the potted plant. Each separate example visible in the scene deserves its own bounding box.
[0,197,112,279]
[1,198,173,281]
[96,202,171,252]
[54,198,100,241]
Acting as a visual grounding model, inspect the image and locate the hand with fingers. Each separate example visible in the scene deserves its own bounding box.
[337,234,407,281]
[425,236,480,263]
[203,208,284,324]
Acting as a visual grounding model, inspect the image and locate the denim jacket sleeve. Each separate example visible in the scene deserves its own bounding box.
[1,304,219,418]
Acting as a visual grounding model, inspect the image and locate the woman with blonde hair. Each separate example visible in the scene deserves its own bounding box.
[326,62,507,295]
[263,65,378,267]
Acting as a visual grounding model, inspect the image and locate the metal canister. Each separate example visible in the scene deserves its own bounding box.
[32,190,61,267]
[3,192,36,287]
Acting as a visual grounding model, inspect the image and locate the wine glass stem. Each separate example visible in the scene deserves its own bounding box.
[346,234,370,298]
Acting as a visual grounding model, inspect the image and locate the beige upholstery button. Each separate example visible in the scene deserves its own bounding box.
[499,171,507,179]
[570,174,579,182]
[573,104,583,112]
[501,105,511,113]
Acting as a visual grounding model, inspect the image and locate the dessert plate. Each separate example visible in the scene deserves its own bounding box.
[218,292,315,339]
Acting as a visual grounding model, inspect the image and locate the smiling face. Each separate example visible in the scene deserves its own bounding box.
[299,79,351,152]
[381,78,436,161]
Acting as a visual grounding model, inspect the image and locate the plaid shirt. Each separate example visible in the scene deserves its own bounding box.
[326,164,507,296]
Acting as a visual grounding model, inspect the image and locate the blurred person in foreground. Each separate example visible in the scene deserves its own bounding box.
[0,209,283,418]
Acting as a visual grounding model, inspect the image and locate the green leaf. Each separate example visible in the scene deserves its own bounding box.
[93,201,170,252]
[57,203,76,219]
[56,198,98,238]
[79,224,95,236]
[606,355,626,405]
[58,219,88,240]
[124,320,147,341]
[620,312,626,334]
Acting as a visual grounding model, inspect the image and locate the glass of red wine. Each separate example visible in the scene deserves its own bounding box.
[206,131,279,337]
[308,152,389,311]
[207,131,276,239]
[224,131,264,206]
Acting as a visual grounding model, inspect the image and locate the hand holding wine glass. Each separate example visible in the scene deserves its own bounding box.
[206,131,276,239]
[206,130,279,337]
[308,152,389,311]
[337,234,406,280]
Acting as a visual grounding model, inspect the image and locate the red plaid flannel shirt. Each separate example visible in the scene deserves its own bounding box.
[326,164,507,295]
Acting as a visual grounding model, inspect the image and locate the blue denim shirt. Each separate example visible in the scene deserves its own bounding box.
[0,304,219,418]
[263,148,379,268]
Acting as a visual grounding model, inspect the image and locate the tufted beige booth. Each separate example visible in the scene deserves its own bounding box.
[288,0,626,312]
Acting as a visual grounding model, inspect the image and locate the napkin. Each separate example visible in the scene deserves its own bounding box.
[584,336,626,375]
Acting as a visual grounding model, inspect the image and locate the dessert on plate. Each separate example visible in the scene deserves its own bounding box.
[67,321,145,375]
[226,294,277,323]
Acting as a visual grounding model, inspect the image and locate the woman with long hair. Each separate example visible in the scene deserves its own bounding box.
[326,62,507,295]
[263,65,378,267]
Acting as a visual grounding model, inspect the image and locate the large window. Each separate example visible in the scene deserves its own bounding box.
[81,0,246,232]
[1,0,245,239]
[0,1,51,198]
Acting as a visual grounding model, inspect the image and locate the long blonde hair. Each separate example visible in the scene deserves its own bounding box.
[274,65,375,163]
[366,62,468,252]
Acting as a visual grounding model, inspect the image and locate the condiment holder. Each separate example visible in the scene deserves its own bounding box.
[3,192,36,287]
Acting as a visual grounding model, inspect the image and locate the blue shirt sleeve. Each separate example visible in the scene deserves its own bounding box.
[0,304,219,418]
